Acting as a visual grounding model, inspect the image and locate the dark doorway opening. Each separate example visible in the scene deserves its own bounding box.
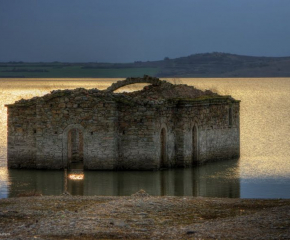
[68,128,84,169]
[160,128,167,168]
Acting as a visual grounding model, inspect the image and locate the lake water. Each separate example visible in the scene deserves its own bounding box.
[1,78,290,199]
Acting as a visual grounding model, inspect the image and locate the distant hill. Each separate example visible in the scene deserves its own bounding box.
[138,52,290,77]
[1,52,290,78]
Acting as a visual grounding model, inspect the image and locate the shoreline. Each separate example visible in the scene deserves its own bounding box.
[0,191,289,239]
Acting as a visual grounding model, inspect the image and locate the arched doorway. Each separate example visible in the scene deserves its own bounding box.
[67,128,84,169]
[192,126,198,164]
[160,128,167,168]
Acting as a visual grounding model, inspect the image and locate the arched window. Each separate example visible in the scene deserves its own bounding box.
[160,128,167,168]
[192,125,198,164]
[67,128,84,169]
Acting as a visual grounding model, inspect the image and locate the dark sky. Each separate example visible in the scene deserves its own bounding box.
[1,0,290,62]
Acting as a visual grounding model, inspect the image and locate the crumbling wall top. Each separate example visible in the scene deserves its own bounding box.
[5,76,239,109]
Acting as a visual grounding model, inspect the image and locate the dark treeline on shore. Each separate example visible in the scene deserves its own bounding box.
[1,52,290,78]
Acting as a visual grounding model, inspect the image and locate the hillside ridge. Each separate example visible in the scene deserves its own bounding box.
[1,52,290,78]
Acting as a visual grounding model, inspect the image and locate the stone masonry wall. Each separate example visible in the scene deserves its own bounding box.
[175,100,240,166]
[6,87,240,170]
[34,90,119,170]
[117,103,158,169]
[7,89,120,169]
[7,104,37,168]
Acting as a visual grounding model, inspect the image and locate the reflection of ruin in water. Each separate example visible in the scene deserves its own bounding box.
[64,169,84,196]
[8,159,240,198]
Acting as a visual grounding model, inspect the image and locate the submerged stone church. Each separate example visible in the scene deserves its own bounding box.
[6,76,240,170]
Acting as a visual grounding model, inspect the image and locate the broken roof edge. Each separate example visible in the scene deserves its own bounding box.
[5,76,240,108]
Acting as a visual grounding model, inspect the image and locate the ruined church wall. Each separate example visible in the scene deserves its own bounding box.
[7,105,37,168]
[180,101,240,165]
[140,100,240,169]
[32,93,119,169]
[84,100,118,170]
[117,103,160,169]
[6,90,240,170]
[115,102,177,170]
[7,91,119,169]
[200,102,240,162]
[152,105,176,168]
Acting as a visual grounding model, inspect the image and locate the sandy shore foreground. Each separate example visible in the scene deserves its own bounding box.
[0,191,289,239]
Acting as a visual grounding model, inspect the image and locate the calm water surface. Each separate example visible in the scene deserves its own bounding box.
[0,78,290,199]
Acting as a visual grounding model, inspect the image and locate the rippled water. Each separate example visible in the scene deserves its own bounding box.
[1,78,290,198]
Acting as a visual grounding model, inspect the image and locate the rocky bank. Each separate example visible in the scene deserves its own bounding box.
[0,191,289,239]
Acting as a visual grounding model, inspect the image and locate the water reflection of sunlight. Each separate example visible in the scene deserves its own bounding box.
[68,173,84,180]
